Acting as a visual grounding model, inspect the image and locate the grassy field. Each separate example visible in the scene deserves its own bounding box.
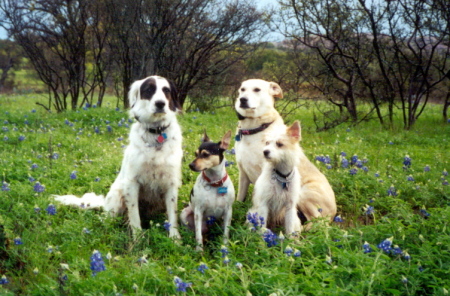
[0,94,449,295]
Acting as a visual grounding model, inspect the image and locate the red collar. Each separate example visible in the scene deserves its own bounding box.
[202,171,228,187]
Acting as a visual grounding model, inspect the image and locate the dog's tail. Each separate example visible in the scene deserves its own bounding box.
[52,193,105,209]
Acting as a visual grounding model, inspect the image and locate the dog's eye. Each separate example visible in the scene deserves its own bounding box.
[201,152,210,157]
[254,88,261,92]
[276,142,284,148]
[240,88,245,92]
[162,87,170,94]
[265,141,270,145]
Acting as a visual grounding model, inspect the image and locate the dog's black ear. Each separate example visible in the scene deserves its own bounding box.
[219,130,232,150]
[168,80,182,112]
[202,129,210,143]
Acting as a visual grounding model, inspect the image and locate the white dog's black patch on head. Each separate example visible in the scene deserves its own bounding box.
[139,77,181,112]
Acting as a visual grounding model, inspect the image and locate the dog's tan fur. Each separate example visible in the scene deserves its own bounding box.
[234,79,336,223]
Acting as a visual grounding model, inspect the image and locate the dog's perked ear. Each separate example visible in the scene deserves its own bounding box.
[168,80,182,112]
[219,130,232,150]
[202,129,211,143]
[269,82,283,99]
[286,121,301,142]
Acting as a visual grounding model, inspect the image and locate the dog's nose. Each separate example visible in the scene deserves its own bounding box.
[189,162,197,171]
[240,97,248,104]
[155,100,166,110]
[263,150,270,157]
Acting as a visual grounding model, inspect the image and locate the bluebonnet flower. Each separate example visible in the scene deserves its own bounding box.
[47,245,54,253]
[351,154,358,165]
[225,160,235,167]
[326,164,332,169]
[2,127,8,132]
[31,163,38,169]
[34,205,40,213]
[401,276,408,284]
[137,255,148,264]
[364,205,374,216]
[407,175,414,181]
[34,182,45,193]
[31,109,36,113]
[346,128,351,132]
[90,250,106,276]
[197,263,208,273]
[293,249,301,257]
[94,126,100,134]
[363,241,373,253]
[387,185,397,196]
[206,216,216,226]
[262,229,278,247]
[24,119,29,125]
[388,141,394,145]
[334,215,344,223]
[284,246,293,256]
[0,275,9,284]
[220,245,229,257]
[325,255,332,265]
[117,137,123,141]
[14,237,23,245]
[443,180,449,186]
[70,171,77,179]
[64,119,70,125]
[333,238,343,248]
[315,155,326,163]
[247,212,264,230]
[424,165,430,172]
[107,125,112,132]
[341,157,349,168]
[29,176,35,182]
[403,155,412,167]
[318,207,323,213]
[418,264,424,272]
[443,169,448,177]
[46,204,56,215]
[3,136,8,141]
[377,237,393,253]
[355,160,363,168]
[340,151,347,157]
[392,245,402,255]
[374,171,380,178]
[278,231,285,242]
[52,153,59,159]
[362,166,369,172]
[1,181,10,191]
[403,252,411,261]
[94,177,101,182]
[420,207,431,217]
[235,262,243,269]
[163,220,171,231]
[349,168,358,175]
[222,256,230,264]
[18,135,25,141]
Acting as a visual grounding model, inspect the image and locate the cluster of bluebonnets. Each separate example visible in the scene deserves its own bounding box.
[1,106,449,292]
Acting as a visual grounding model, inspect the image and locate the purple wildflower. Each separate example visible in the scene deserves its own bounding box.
[349,168,358,175]
[334,215,343,223]
[377,237,393,253]
[90,250,106,276]
[424,165,430,172]
[14,237,23,245]
[262,229,278,247]
[46,204,56,215]
[0,275,9,285]
[363,241,373,253]
[33,182,45,193]
[70,171,77,179]
[341,157,349,168]
[174,276,192,292]
[220,245,229,257]
[197,263,208,273]
[1,182,10,191]
[403,155,412,167]
[163,221,171,231]
[387,185,397,196]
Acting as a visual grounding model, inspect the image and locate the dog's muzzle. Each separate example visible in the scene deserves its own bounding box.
[154,100,166,113]
[263,150,271,159]
[189,162,201,172]
[239,97,249,109]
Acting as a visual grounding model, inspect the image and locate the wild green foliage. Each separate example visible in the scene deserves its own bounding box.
[0,94,449,295]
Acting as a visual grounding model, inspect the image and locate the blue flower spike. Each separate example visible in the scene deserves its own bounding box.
[90,250,106,276]
[197,262,208,273]
[284,245,293,256]
[0,275,9,285]
[377,237,394,253]
[220,245,229,257]
[363,241,373,254]
[174,276,192,292]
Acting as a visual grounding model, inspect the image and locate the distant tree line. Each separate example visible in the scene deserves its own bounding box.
[0,0,265,111]
[1,0,449,129]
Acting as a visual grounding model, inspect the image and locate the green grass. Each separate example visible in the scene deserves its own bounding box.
[0,94,449,295]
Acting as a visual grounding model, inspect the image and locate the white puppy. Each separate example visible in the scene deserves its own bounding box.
[235,79,336,225]
[180,131,235,251]
[248,121,302,235]
[54,76,183,239]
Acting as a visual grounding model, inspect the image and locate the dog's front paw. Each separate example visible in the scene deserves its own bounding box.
[195,245,204,252]
[169,228,181,241]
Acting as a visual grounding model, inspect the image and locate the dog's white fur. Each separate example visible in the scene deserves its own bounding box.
[248,122,302,234]
[54,75,183,239]
[180,131,235,251]
[235,79,336,224]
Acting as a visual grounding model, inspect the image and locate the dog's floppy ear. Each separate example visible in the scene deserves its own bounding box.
[168,79,182,112]
[219,130,232,150]
[202,129,210,143]
[128,80,141,108]
[287,121,301,142]
[269,82,283,99]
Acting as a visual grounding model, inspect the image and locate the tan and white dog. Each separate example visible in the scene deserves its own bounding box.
[234,79,336,225]
[54,76,183,239]
[248,121,303,234]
